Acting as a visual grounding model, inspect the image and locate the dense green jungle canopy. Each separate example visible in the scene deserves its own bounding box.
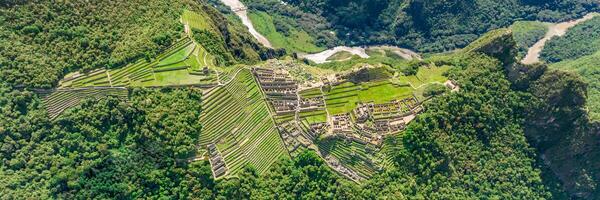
[246,0,598,52]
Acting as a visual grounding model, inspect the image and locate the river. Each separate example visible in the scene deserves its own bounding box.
[220,0,272,48]
[522,13,599,64]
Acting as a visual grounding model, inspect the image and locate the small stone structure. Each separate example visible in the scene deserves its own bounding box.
[207,143,228,178]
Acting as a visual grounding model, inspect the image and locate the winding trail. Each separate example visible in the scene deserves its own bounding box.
[220,0,272,48]
[522,13,599,64]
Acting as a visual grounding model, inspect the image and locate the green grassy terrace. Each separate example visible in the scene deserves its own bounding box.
[199,69,289,175]
[325,81,413,115]
[318,137,378,179]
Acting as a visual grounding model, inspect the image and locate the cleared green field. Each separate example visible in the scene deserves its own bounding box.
[200,69,289,175]
[398,65,451,88]
[318,137,378,179]
[325,81,413,115]
[299,110,328,124]
[299,88,323,98]
[248,11,324,53]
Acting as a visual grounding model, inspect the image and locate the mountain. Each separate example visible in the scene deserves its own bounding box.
[244,0,599,52]
[1,0,600,199]
[0,0,278,88]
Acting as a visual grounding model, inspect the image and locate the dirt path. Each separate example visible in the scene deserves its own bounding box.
[220,0,272,48]
[522,13,599,64]
[106,71,113,87]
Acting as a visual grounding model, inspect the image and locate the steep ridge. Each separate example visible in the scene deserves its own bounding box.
[472,29,600,199]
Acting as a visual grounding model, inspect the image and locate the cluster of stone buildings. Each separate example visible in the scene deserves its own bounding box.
[250,65,435,181]
[326,96,425,146]
[299,96,325,111]
[331,114,353,133]
[277,121,317,157]
[252,68,299,114]
[207,143,228,178]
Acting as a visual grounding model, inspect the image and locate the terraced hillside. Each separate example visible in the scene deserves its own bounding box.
[60,37,217,88]
[199,68,288,176]
[318,137,378,179]
[40,87,129,119]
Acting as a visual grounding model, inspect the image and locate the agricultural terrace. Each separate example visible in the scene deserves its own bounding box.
[325,81,413,115]
[40,87,128,119]
[199,69,288,176]
[397,65,451,100]
[60,37,217,88]
[374,134,405,169]
[182,9,216,32]
[318,137,379,179]
[299,88,328,124]
[60,10,221,88]
[397,65,451,89]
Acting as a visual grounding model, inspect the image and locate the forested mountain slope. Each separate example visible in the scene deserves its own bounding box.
[0,0,277,89]
[540,16,600,121]
[247,0,598,52]
[2,0,600,199]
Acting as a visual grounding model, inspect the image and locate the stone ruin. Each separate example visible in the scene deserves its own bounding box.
[252,67,300,114]
[325,155,363,182]
[207,143,228,178]
[331,113,353,133]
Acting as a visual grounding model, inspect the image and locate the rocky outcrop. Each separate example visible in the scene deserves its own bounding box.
[463,28,518,67]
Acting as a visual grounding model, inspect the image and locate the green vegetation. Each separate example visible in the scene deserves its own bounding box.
[61,38,217,87]
[182,9,216,31]
[248,11,325,53]
[244,0,339,48]
[549,52,600,121]
[0,0,191,88]
[422,84,449,97]
[4,0,600,198]
[42,88,128,119]
[316,53,408,71]
[325,81,413,114]
[200,69,289,175]
[537,16,600,121]
[326,51,354,61]
[541,16,600,63]
[510,21,549,57]
[185,7,286,66]
[319,65,449,115]
[398,65,451,88]
[0,86,209,198]
[266,0,599,52]
[156,43,196,66]
[318,137,378,179]
[300,110,328,124]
